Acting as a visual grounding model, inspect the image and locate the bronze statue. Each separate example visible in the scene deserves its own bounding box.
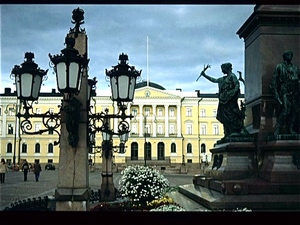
[199,63,248,138]
[271,50,300,136]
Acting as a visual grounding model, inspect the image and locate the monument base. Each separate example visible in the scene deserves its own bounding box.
[55,188,90,211]
[179,183,300,210]
[259,137,300,183]
[205,142,257,180]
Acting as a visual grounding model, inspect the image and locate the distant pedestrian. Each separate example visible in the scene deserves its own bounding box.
[0,158,8,183]
[22,159,29,181]
[33,161,42,182]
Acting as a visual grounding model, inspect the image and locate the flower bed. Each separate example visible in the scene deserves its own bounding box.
[90,165,185,212]
[118,165,170,206]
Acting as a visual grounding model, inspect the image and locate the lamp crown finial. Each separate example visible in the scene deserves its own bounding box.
[25,52,34,62]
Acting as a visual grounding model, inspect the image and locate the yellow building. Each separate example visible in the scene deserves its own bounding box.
[0,83,244,169]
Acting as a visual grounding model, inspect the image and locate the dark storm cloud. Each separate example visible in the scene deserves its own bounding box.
[1,4,254,94]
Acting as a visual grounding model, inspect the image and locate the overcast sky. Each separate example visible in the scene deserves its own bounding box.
[1,4,255,95]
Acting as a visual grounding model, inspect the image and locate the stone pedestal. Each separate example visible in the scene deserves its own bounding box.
[259,137,300,183]
[100,149,116,201]
[205,142,257,180]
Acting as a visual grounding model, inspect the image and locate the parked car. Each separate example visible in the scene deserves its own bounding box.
[45,164,55,170]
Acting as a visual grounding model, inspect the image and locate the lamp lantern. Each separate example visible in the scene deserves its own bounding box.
[11,52,48,101]
[49,37,89,95]
[105,53,141,105]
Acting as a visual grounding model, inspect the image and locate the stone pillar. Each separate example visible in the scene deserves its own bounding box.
[55,32,90,211]
[165,105,169,137]
[152,105,156,137]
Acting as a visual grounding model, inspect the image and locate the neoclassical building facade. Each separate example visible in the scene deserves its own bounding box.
[0,82,244,167]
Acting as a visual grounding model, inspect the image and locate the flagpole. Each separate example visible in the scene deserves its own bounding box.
[147,36,149,86]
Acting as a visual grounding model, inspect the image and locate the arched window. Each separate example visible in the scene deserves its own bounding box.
[7,143,13,153]
[131,142,138,160]
[144,142,151,160]
[171,143,176,153]
[35,143,41,153]
[201,143,206,153]
[158,142,165,160]
[187,143,192,153]
[22,143,27,153]
[48,143,54,153]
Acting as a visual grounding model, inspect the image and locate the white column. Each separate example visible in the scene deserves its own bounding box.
[165,104,169,137]
[139,104,143,137]
[152,105,156,137]
[177,104,181,137]
[114,104,118,135]
[127,103,131,137]
[2,104,7,137]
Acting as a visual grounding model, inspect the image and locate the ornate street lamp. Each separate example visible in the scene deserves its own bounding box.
[11,52,48,101]
[88,53,141,157]
[105,53,141,105]
[49,37,89,96]
[11,53,61,145]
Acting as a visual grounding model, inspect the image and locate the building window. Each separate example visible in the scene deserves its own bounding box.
[7,143,13,153]
[171,143,176,153]
[35,123,42,132]
[157,125,163,134]
[119,143,125,154]
[200,124,207,135]
[170,108,175,117]
[186,107,192,117]
[187,159,193,163]
[48,143,54,153]
[145,107,150,116]
[169,124,175,134]
[157,108,163,117]
[131,142,138,160]
[131,124,137,134]
[213,109,217,118]
[35,143,41,153]
[7,124,14,134]
[201,143,206,153]
[132,108,137,116]
[200,109,206,117]
[48,159,53,163]
[22,143,27,153]
[48,122,54,134]
[0,107,2,116]
[187,143,192,153]
[186,124,192,135]
[213,123,220,135]
[145,124,151,135]
[157,142,165,160]
[8,107,15,116]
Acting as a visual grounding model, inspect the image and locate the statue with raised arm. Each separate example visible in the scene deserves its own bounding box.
[270,50,300,136]
[200,63,248,138]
